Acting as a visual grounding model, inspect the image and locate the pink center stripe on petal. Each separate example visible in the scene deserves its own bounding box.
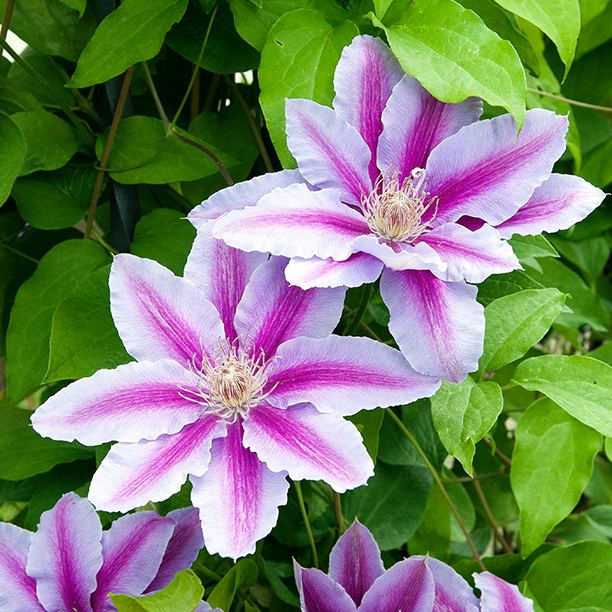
[0,542,38,603]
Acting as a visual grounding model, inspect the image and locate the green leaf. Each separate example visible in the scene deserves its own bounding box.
[577,0,612,59]
[606,436,612,461]
[430,378,503,475]
[477,270,544,306]
[69,0,188,88]
[507,234,558,260]
[492,0,580,78]
[10,111,79,176]
[12,167,99,230]
[58,0,86,16]
[347,408,384,462]
[259,9,359,168]
[375,0,526,128]
[0,114,25,206]
[96,116,237,184]
[0,74,45,114]
[584,505,612,539]
[547,234,611,284]
[47,265,132,382]
[111,569,204,612]
[513,355,612,437]
[478,288,566,375]
[207,559,259,611]
[2,0,96,61]
[130,208,197,276]
[525,541,612,611]
[342,461,432,550]
[580,137,612,189]
[407,483,451,560]
[511,397,602,558]
[0,406,94,480]
[5,240,110,402]
[261,557,300,608]
[166,1,260,74]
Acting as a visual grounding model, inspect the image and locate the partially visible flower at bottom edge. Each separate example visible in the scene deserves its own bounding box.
[294,520,535,612]
[0,492,203,612]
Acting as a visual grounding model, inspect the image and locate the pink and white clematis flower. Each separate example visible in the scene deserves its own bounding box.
[295,520,535,612]
[0,492,204,612]
[195,35,605,383]
[32,227,440,559]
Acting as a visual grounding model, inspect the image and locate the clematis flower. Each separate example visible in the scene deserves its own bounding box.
[32,227,440,559]
[0,492,204,612]
[196,35,605,383]
[295,520,535,612]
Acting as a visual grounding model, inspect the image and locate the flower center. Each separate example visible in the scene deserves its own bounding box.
[179,337,275,422]
[362,168,438,244]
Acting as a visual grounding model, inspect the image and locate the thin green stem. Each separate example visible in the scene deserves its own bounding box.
[0,0,16,65]
[91,228,119,255]
[141,60,170,128]
[345,284,372,336]
[472,470,513,554]
[0,37,93,143]
[170,3,218,128]
[0,240,39,263]
[341,305,384,342]
[482,437,512,467]
[527,87,612,113]
[84,65,135,239]
[333,491,344,532]
[171,131,233,186]
[198,564,223,582]
[294,480,319,569]
[385,408,486,571]
[441,466,505,483]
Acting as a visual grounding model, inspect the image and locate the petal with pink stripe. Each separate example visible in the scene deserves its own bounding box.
[381,269,484,382]
[190,423,290,559]
[213,183,370,261]
[243,402,373,492]
[89,415,225,513]
[359,556,435,612]
[426,109,569,226]
[474,573,535,612]
[110,254,225,366]
[26,493,103,612]
[285,253,384,289]
[378,74,482,177]
[295,563,357,612]
[184,222,267,342]
[333,34,404,183]
[234,256,346,358]
[188,169,305,227]
[91,512,176,612]
[495,173,606,238]
[286,99,372,206]
[0,523,44,612]
[418,223,520,283]
[328,520,385,606]
[266,335,440,416]
[32,360,203,446]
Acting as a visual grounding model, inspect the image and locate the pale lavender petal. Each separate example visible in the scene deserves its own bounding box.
[286,98,372,206]
[190,422,290,559]
[359,556,435,612]
[381,269,484,382]
[145,507,204,593]
[213,183,370,261]
[351,234,445,272]
[26,493,103,612]
[234,256,346,357]
[183,222,267,342]
[328,520,384,606]
[194,603,223,612]
[110,254,225,366]
[285,253,384,289]
[266,335,440,416]
[378,74,482,177]
[294,563,357,612]
[188,169,305,226]
[426,109,569,226]
[495,173,606,238]
[418,223,520,283]
[412,556,479,612]
[89,416,225,513]
[243,402,373,493]
[333,34,404,182]
[0,523,45,612]
[32,360,203,445]
[91,512,176,612]
[474,573,535,612]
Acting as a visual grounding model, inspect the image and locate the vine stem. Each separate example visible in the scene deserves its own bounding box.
[333,491,344,532]
[527,87,612,113]
[385,408,486,571]
[344,284,372,336]
[0,0,16,65]
[84,65,134,240]
[294,480,319,569]
[472,470,513,554]
[482,437,512,468]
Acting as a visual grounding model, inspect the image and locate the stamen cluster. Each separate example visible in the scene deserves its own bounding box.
[362,167,438,244]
